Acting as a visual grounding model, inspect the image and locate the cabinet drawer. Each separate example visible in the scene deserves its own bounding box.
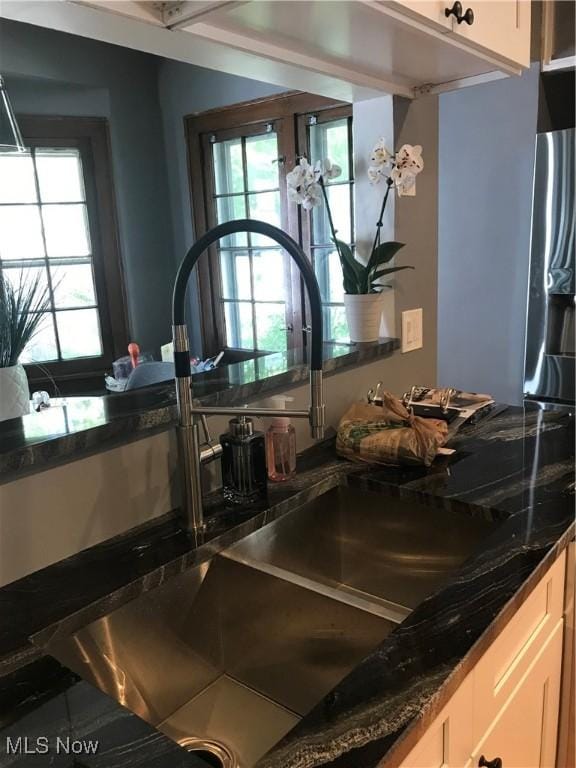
[400,673,473,767]
[472,551,566,743]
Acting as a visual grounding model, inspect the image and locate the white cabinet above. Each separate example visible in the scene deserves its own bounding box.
[0,0,531,101]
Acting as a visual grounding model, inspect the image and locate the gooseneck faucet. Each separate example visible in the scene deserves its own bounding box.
[172,219,325,535]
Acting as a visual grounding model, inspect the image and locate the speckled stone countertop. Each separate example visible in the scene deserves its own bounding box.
[0,401,573,768]
[0,339,397,485]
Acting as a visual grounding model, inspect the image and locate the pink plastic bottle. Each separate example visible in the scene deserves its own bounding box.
[265,397,296,481]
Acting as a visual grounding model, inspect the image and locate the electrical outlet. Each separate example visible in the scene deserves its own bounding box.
[402,308,423,353]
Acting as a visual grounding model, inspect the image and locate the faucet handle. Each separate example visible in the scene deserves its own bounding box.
[200,415,212,444]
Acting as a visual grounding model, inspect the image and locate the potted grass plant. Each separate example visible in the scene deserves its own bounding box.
[0,272,52,421]
[287,139,424,342]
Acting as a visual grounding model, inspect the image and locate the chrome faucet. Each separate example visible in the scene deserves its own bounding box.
[172,219,325,536]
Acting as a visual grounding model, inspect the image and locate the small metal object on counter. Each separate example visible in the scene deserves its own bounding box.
[172,219,325,536]
[367,381,383,405]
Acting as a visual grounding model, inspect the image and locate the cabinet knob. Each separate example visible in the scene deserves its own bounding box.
[479,757,503,768]
[457,6,475,25]
[445,2,474,24]
[444,1,463,19]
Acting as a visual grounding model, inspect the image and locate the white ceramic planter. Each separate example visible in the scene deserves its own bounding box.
[0,364,30,422]
[344,293,385,343]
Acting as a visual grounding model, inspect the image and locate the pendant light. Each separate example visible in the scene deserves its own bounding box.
[0,75,26,153]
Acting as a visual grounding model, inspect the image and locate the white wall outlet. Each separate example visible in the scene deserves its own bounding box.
[402,308,423,353]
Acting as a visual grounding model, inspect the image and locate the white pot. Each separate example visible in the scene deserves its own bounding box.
[0,364,30,422]
[344,293,385,343]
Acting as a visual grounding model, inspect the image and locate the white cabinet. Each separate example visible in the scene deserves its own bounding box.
[400,551,567,768]
[450,0,531,69]
[466,620,564,768]
[389,1,454,31]
[392,0,531,69]
[401,674,474,767]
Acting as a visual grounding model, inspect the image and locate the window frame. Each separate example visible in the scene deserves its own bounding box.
[12,116,128,389]
[185,92,349,356]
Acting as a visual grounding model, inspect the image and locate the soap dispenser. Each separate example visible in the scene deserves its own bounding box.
[265,396,297,482]
[220,416,267,504]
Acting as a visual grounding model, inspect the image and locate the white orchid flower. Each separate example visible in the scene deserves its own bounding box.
[315,158,342,181]
[368,165,387,185]
[370,138,393,168]
[301,182,323,210]
[394,144,424,175]
[286,157,316,190]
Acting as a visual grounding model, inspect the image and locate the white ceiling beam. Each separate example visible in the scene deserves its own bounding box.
[0,0,391,101]
[69,1,165,26]
[180,19,416,98]
[163,1,249,30]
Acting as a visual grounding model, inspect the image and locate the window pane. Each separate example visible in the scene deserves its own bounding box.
[2,265,50,302]
[309,118,350,181]
[42,203,91,257]
[220,250,251,300]
[253,249,284,301]
[312,184,351,245]
[35,149,85,202]
[224,301,253,349]
[324,305,349,344]
[313,247,345,303]
[216,196,248,247]
[56,308,102,359]
[0,152,37,203]
[213,139,244,196]
[0,205,44,259]
[19,312,58,364]
[246,133,279,191]
[255,303,287,351]
[51,263,96,308]
[248,191,281,246]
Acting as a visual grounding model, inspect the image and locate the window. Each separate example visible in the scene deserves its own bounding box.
[0,117,127,388]
[298,109,354,344]
[187,93,353,355]
[210,128,289,352]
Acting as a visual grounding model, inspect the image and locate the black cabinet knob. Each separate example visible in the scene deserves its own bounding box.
[445,1,463,19]
[457,6,475,24]
[445,2,475,25]
[479,756,503,768]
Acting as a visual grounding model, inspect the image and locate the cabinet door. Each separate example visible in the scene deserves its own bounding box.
[466,619,564,768]
[452,0,530,68]
[388,1,454,32]
[401,673,473,767]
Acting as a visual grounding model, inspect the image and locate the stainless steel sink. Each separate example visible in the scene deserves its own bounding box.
[47,555,393,768]
[225,484,498,616]
[47,484,498,767]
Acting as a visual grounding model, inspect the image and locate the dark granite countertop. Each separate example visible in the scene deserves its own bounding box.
[0,339,397,486]
[0,401,574,768]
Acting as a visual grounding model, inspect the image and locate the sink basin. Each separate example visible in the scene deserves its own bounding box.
[225,483,499,615]
[47,555,393,767]
[46,483,499,767]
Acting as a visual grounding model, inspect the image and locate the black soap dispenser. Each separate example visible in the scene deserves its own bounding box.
[220,416,267,505]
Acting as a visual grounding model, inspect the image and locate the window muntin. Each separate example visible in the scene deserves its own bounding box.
[306,116,354,344]
[211,129,289,352]
[0,147,103,363]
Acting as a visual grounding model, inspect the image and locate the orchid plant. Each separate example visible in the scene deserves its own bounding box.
[286,139,424,295]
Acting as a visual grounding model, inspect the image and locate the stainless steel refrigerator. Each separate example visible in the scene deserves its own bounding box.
[524,128,575,405]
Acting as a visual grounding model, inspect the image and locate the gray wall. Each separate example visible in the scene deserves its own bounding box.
[0,19,175,352]
[438,65,540,404]
[157,59,287,353]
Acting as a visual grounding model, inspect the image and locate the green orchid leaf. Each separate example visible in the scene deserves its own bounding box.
[371,265,415,282]
[368,241,405,271]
